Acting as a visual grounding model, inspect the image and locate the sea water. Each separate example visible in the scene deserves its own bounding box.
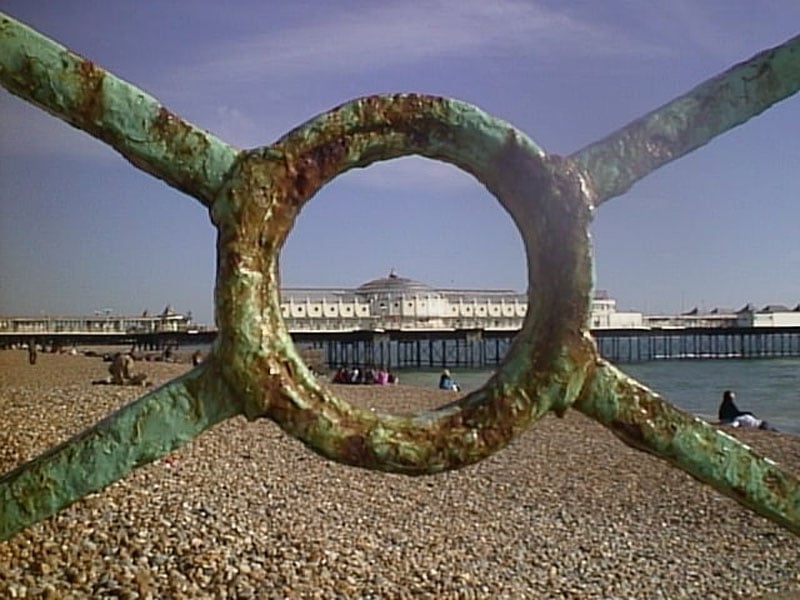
[396,358,800,435]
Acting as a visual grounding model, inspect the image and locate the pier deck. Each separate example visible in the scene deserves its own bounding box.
[4,326,800,368]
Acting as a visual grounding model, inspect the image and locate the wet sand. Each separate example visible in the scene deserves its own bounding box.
[1,350,799,598]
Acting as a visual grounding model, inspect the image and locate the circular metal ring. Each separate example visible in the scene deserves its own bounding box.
[211,94,597,473]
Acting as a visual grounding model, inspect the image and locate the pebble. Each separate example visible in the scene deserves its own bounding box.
[1,351,800,598]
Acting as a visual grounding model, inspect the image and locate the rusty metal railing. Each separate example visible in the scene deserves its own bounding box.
[1,12,799,541]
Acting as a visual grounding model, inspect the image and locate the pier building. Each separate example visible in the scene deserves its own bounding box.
[279,272,646,368]
[280,271,642,333]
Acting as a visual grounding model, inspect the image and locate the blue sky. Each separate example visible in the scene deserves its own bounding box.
[1,1,799,326]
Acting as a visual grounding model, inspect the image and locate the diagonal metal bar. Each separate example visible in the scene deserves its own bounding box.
[0,12,239,207]
[571,34,800,206]
[0,359,243,541]
[576,361,800,535]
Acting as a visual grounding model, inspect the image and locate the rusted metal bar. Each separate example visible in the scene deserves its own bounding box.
[0,13,239,207]
[576,361,800,535]
[571,33,800,205]
[0,361,241,541]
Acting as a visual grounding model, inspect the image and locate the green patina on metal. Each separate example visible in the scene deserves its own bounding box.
[209,93,595,473]
[572,34,800,204]
[0,361,241,540]
[0,10,799,541]
[0,15,238,205]
[575,363,800,534]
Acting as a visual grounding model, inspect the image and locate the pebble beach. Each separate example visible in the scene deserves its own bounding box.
[1,350,799,599]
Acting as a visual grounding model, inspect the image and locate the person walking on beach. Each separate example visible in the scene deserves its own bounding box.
[27,342,37,365]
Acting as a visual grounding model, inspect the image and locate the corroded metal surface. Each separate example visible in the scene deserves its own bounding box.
[576,362,800,534]
[0,363,241,540]
[211,94,595,472]
[1,10,799,541]
[0,14,238,205]
[572,34,800,204]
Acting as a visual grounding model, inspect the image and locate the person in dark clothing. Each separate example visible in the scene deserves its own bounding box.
[718,390,775,430]
[718,390,753,423]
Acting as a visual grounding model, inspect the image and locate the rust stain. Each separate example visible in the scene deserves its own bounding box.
[73,59,106,136]
[339,434,376,467]
[10,56,42,102]
[610,420,647,448]
[729,485,748,500]
[289,137,349,203]
[148,106,210,190]
[282,360,295,381]
[152,107,197,156]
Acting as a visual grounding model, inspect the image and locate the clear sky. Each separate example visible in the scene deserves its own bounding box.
[1,1,799,326]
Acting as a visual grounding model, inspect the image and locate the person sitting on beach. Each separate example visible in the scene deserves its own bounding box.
[718,390,774,430]
[438,369,460,392]
[109,352,133,384]
[375,368,389,385]
[332,367,349,384]
[93,352,148,386]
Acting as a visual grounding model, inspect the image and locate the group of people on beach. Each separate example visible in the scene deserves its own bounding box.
[332,366,398,385]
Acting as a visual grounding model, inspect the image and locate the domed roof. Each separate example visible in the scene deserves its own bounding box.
[355,271,434,296]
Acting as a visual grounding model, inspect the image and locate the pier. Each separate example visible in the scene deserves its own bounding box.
[292,329,513,370]
[4,273,800,368]
[6,326,800,369]
[295,326,800,368]
[593,326,800,362]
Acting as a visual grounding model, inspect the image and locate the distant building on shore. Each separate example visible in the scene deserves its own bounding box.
[0,305,193,336]
[645,303,800,329]
[588,290,644,329]
[281,271,645,332]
